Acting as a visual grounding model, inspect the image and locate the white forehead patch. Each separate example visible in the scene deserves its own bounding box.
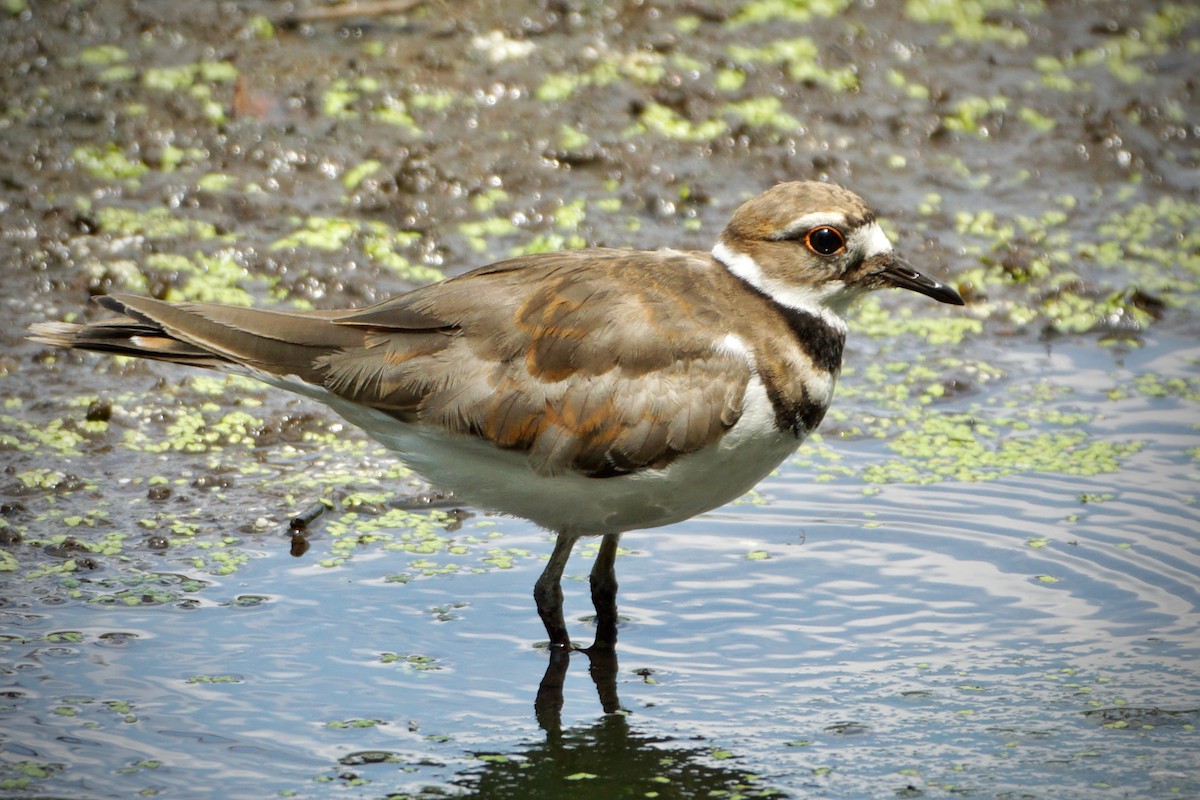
[851,221,893,257]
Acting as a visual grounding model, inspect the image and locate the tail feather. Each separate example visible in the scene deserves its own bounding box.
[28,294,369,382]
[27,318,227,368]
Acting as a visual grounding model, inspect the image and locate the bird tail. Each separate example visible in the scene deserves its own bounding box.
[27,294,362,383]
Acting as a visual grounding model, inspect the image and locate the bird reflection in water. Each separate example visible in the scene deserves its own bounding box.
[449,644,785,798]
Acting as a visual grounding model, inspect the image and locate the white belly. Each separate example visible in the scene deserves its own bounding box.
[268,375,805,536]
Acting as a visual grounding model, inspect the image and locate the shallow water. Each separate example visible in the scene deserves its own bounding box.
[4,336,1198,799]
[2,0,1199,797]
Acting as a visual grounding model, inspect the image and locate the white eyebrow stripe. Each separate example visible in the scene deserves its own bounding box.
[850,221,893,257]
[774,211,850,240]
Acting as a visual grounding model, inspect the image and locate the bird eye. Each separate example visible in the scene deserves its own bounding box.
[804,226,845,256]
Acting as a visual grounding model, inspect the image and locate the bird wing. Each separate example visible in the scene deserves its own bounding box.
[323,248,751,477]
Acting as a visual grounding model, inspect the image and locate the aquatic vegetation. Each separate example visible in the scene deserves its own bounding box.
[905,0,1046,47]
[727,37,859,92]
[90,206,227,241]
[72,144,149,183]
[625,101,728,142]
[730,0,854,25]
[273,217,439,284]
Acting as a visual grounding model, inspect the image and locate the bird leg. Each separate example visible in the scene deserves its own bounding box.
[588,533,621,651]
[534,534,578,649]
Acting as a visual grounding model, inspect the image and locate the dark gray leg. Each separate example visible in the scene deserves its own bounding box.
[588,533,621,651]
[534,534,577,648]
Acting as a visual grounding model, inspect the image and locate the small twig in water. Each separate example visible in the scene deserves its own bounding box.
[290,500,329,531]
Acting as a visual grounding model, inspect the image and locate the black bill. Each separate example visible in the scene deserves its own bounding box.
[878,256,964,305]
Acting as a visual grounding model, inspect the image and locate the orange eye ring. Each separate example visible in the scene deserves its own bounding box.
[804,226,845,256]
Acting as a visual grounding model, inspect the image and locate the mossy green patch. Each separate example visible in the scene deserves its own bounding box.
[459,216,520,251]
[119,404,262,454]
[142,251,257,305]
[730,0,853,25]
[950,193,1195,335]
[326,718,384,729]
[92,206,227,241]
[1017,107,1056,133]
[481,547,535,569]
[273,216,440,284]
[555,124,590,152]
[142,61,237,123]
[1032,55,1087,92]
[342,160,382,192]
[197,172,238,192]
[26,560,213,605]
[186,374,264,397]
[536,73,585,104]
[321,78,457,131]
[905,0,1045,47]
[510,232,588,258]
[863,416,1143,484]
[12,468,77,491]
[1038,289,1155,335]
[143,61,237,92]
[853,296,983,346]
[78,45,128,67]
[72,144,149,183]
[625,102,727,142]
[535,48,667,103]
[470,187,510,214]
[310,500,538,576]
[1054,3,1200,84]
[939,95,1008,136]
[379,652,441,671]
[1122,373,1200,403]
[156,144,209,172]
[273,215,360,251]
[552,198,587,231]
[0,414,93,455]
[715,68,747,92]
[727,38,859,92]
[243,14,274,39]
[803,346,1147,486]
[1087,195,1200,299]
[723,97,802,132]
[410,89,457,112]
[887,69,931,100]
[186,674,243,684]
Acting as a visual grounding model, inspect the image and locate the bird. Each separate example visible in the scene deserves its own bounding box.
[28,181,963,651]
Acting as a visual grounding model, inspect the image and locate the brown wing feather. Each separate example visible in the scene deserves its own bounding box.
[322,249,751,477]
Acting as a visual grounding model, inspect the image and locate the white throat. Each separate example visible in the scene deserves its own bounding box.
[712,240,851,333]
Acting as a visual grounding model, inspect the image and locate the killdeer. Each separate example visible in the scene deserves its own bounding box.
[29,181,963,650]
